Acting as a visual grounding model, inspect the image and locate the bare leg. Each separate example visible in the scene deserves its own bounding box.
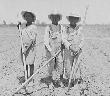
[28,65,30,78]
[26,65,28,79]
[30,64,34,76]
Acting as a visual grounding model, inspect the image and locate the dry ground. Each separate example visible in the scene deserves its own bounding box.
[0,25,110,96]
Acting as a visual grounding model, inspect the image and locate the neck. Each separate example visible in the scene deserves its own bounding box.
[52,22,58,25]
[26,22,32,27]
[70,24,76,29]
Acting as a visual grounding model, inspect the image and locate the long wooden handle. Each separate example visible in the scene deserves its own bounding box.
[67,49,82,91]
[67,57,78,91]
[12,50,61,96]
[18,24,27,81]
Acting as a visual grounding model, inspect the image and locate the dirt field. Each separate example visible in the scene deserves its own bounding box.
[0,25,110,96]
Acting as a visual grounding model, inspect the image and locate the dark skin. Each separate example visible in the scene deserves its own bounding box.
[68,16,80,29]
[24,13,35,26]
[52,22,58,25]
[26,21,32,27]
[25,15,34,27]
[50,15,60,25]
[69,21,77,29]
[52,20,59,25]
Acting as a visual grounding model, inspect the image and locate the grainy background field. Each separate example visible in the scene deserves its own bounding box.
[0,25,110,96]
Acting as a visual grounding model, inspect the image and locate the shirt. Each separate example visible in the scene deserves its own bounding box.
[21,24,37,48]
[61,25,84,51]
[44,24,62,52]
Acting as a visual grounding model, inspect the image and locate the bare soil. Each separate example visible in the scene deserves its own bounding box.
[0,25,110,96]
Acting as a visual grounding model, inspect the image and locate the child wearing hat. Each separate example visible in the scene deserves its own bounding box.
[20,11,37,79]
[41,13,64,87]
[61,13,84,87]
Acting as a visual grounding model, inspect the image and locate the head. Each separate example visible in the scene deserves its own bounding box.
[67,16,81,25]
[48,14,62,25]
[21,11,36,25]
[66,13,81,26]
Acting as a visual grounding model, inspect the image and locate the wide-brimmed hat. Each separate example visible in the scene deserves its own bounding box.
[66,13,81,23]
[21,11,36,22]
[48,13,62,21]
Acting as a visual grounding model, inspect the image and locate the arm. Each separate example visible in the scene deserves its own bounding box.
[69,27,84,52]
[62,37,71,50]
[61,26,71,50]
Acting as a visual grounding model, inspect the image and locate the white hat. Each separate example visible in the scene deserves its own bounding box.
[67,12,81,18]
[66,12,81,23]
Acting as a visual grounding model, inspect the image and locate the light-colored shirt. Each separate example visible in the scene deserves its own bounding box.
[61,25,84,51]
[44,24,62,52]
[21,24,37,48]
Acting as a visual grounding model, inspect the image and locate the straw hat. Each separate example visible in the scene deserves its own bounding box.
[48,10,62,21]
[21,11,36,22]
